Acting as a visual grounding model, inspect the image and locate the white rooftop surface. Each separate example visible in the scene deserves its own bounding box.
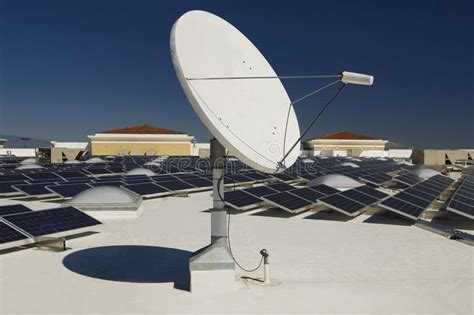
[1,192,473,314]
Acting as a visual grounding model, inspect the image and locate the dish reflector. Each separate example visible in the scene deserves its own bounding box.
[170,10,300,173]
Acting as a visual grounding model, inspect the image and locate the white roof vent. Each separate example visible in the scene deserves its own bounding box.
[125,168,157,176]
[309,174,363,189]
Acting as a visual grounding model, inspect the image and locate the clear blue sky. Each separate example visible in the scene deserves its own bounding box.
[0,0,472,148]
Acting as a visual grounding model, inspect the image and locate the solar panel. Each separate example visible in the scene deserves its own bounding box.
[394,173,420,186]
[242,185,278,197]
[447,200,474,219]
[0,174,28,182]
[57,171,89,179]
[13,182,58,196]
[270,173,296,181]
[84,168,112,175]
[288,187,325,203]
[0,204,33,216]
[0,181,27,194]
[379,197,425,220]
[46,183,92,198]
[2,206,101,237]
[393,192,432,208]
[340,189,378,206]
[0,221,29,245]
[122,183,169,195]
[88,181,124,187]
[403,187,438,202]
[354,186,388,199]
[360,173,392,186]
[225,174,253,183]
[318,194,366,216]
[224,190,262,210]
[243,172,270,181]
[263,191,312,213]
[157,180,194,191]
[266,182,295,192]
[181,178,212,188]
[25,172,62,181]
[310,184,339,196]
[446,176,474,219]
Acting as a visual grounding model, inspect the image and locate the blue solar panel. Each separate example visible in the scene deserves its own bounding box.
[0,222,28,244]
[181,178,212,188]
[270,173,296,181]
[340,189,378,206]
[2,206,101,237]
[242,185,278,197]
[318,194,366,216]
[288,187,325,203]
[88,181,124,187]
[354,186,388,199]
[310,184,339,196]
[243,172,270,181]
[379,197,425,220]
[266,182,295,192]
[122,183,169,195]
[57,171,89,179]
[46,183,92,198]
[263,191,312,213]
[394,173,420,186]
[0,174,28,182]
[25,173,62,181]
[0,181,25,194]
[13,182,58,196]
[0,204,32,216]
[224,190,262,210]
[157,180,195,191]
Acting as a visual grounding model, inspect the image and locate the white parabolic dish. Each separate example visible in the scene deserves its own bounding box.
[171,10,300,173]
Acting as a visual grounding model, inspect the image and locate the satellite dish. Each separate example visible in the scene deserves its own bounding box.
[171,10,300,173]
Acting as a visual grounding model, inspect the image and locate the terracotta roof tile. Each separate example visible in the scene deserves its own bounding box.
[100,124,185,135]
[311,130,379,140]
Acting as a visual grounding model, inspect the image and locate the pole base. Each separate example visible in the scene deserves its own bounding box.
[189,240,235,293]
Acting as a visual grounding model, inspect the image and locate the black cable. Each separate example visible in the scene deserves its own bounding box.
[216,172,264,272]
[277,83,346,172]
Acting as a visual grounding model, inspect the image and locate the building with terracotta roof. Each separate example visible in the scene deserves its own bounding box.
[303,130,389,157]
[88,124,195,156]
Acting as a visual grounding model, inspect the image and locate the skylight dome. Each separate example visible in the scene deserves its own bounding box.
[66,186,142,214]
[125,168,157,176]
[309,174,363,189]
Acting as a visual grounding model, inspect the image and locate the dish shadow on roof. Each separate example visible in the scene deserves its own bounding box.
[100,124,185,135]
[63,245,191,290]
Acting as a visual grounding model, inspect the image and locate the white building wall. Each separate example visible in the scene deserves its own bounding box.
[0,148,36,157]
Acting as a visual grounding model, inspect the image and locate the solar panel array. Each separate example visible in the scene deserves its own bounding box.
[446,174,474,219]
[379,174,454,220]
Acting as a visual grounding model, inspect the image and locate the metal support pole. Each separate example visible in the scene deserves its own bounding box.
[210,138,227,245]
